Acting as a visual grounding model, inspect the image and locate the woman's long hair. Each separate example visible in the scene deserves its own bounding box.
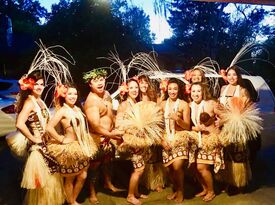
[54,83,82,110]
[138,75,157,102]
[120,78,141,102]
[16,71,44,113]
[190,82,213,101]
[164,78,185,100]
[226,65,245,87]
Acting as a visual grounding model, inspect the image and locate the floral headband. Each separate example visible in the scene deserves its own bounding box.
[18,76,35,90]
[55,83,68,98]
[83,68,107,83]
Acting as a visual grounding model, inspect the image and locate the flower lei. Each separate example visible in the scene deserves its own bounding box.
[55,83,68,98]
[18,77,35,90]
[83,68,107,83]
[159,79,168,92]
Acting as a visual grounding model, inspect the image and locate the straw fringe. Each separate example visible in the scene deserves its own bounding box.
[220,97,263,146]
[24,173,65,205]
[141,163,166,190]
[121,101,164,148]
[6,130,29,159]
[21,145,50,189]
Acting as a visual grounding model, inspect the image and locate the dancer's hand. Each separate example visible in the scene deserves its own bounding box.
[168,112,180,121]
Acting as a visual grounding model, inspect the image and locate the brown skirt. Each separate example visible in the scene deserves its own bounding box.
[47,141,89,175]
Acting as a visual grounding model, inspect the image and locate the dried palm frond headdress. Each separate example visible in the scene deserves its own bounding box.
[19,40,74,98]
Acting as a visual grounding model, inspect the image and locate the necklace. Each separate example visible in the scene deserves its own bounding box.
[164,98,180,142]
[191,100,205,147]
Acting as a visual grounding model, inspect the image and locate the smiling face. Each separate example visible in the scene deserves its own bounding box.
[226,69,238,86]
[139,78,149,94]
[128,80,139,100]
[89,77,106,94]
[191,84,203,103]
[167,82,179,101]
[191,69,204,83]
[65,87,78,106]
[31,79,44,97]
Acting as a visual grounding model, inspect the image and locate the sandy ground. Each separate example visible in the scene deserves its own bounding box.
[0,112,274,205]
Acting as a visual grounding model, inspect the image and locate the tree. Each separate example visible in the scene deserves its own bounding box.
[165,1,268,67]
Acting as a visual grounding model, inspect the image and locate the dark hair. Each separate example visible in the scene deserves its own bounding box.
[138,75,157,102]
[54,83,82,109]
[164,78,185,100]
[226,65,244,87]
[191,68,207,84]
[190,82,212,101]
[16,71,44,113]
[120,78,141,102]
[200,112,215,127]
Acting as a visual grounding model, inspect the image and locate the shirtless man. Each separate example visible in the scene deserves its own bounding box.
[83,68,123,203]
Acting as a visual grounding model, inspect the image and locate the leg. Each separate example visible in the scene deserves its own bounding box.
[127,167,144,205]
[64,176,75,204]
[166,166,177,200]
[197,163,215,202]
[103,157,124,192]
[190,164,207,197]
[172,159,185,203]
[73,168,88,203]
[89,161,100,204]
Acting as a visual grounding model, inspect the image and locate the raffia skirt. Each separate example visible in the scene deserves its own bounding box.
[47,141,90,175]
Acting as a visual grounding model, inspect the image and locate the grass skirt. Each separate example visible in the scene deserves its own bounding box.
[24,173,65,205]
[188,131,224,173]
[21,145,50,189]
[47,141,90,175]
[6,130,29,159]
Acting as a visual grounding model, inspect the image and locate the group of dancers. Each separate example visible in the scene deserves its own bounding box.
[6,43,262,205]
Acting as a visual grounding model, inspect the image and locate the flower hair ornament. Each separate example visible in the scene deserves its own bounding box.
[119,82,128,96]
[83,68,108,83]
[18,77,35,90]
[219,69,227,82]
[54,83,68,98]
[185,84,191,95]
[184,70,192,82]
[159,79,168,92]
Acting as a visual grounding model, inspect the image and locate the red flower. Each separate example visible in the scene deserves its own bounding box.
[18,77,35,90]
[159,79,168,92]
[55,83,68,98]
[119,82,128,96]
[220,69,227,81]
[185,84,191,94]
[184,70,192,81]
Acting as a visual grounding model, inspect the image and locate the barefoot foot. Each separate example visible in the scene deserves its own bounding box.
[127,196,142,205]
[89,197,99,204]
[174,191,184,203]
[167,192,177,200]
[195,190,207,197]
[203,192,215,202]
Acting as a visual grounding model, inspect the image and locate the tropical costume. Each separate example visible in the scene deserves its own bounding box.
[20,96,64,205]
[218,85,262,187]
[117,100,164,170]
[162,99,190,167]
[189,100,224,173]
[47,104,97,175]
